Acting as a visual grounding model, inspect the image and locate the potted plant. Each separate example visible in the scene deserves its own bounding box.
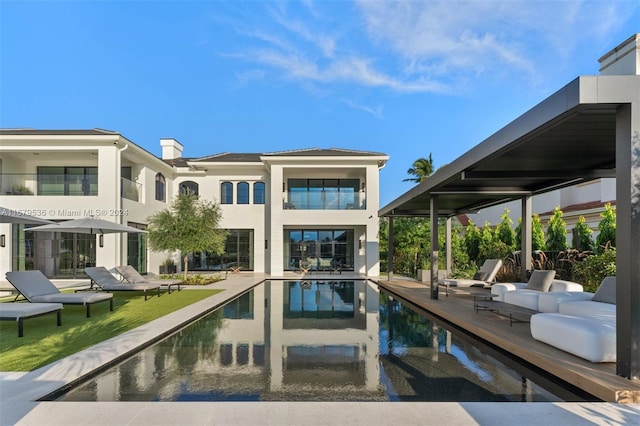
[159,257,177,274]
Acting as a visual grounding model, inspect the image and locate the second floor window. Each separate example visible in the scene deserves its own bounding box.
[253,182,265,204]
[221,181,233,204]
[179,181,199,196]
[155,173,166,202]
[237,182,249,204]
[37,166,98,196]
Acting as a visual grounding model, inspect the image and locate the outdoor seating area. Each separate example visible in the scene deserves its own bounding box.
[5,270,114,318]
[116,265,182,293]
[440,259,502,296]
[530,277,617,363]
[84,267,161,300]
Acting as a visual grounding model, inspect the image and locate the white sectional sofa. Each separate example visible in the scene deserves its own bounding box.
[530,276,617,363]
[491,270,585,312]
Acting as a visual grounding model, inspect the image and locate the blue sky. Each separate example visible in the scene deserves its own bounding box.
[1,1,638,206]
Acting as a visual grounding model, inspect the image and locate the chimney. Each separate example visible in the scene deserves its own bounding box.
[598,33,640,76]
[160,138,184,160]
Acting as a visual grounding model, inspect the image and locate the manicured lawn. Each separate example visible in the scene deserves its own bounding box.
[0,289,222,372]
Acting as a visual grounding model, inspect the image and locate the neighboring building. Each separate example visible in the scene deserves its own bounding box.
[0,130,388,279]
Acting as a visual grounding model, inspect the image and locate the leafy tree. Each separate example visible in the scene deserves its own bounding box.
[546,206,568,251]
[515,214,546,250]
[403,153,434,183]
[147,193,227,279]
[595,203,616,252]
[494,208,516,250]
[464,220,481,262]
[573,216,594,252]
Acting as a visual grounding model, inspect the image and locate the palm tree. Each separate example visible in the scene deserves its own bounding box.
[403,153,434,183]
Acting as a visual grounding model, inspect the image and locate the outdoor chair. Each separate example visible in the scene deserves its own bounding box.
[439,259,503,296]
[0,302,63,337]
[85,266,161,301]
[299,259,312,274]
[116,265,181,293]
[5,270,113,318]
[330,258,342,274]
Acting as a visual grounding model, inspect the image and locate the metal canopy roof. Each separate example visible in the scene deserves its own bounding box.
[378,75,634,218]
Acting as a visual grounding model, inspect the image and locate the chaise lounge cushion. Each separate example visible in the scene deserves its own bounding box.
[537,291,594,313]
[530,313,616,362]
[559,300,616,317]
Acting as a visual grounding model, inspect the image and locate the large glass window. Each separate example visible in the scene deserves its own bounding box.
[221,182,233,204]
[284,229,354,271]
[37,166,98,196]
[253,182,265,204]
[188,229,254,271]
[179,181,199,196]
[155,173,166,202]
[237,182,249,204]
[285,179,360,210]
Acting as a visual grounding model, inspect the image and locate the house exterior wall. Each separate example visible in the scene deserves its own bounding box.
[0,131,387,279]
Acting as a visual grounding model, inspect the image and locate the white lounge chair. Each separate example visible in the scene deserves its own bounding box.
[440,259,503,296]
[5,270,113,318]
[85,267,161,301]
[116,265,181,293]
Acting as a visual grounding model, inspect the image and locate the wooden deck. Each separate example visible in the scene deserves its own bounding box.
[373,278,640,404]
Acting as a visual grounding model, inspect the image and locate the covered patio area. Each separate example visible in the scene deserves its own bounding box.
[379,34,640,380]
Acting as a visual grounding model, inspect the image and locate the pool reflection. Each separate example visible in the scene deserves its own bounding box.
[56,280,591,402]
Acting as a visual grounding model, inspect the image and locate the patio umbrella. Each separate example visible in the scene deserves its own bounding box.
[28,217,146,235]
[0,206,56,224]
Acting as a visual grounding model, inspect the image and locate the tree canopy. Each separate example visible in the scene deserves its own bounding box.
[147,193,227,279]
[404,153,434,183]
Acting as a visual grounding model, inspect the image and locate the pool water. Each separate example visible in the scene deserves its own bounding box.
[54,280,595,402]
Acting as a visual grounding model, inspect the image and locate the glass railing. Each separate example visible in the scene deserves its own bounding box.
[283,190,366,210]
[1,173,98,196]
[121,177,141,202]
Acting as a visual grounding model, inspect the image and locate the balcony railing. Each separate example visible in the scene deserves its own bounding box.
[1,173,98,196]
[283,190,366,210]
[121,177,141,202]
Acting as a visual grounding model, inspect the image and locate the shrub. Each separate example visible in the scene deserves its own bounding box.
[546,207,568,251]
[571,246,616,292]
[595,203,616,253]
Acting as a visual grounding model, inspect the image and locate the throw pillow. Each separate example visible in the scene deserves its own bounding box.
[473,271,489,281]
[526,270,556,292]
[592,276,616,304]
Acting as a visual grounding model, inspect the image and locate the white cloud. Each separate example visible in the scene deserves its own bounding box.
[225,0,633,95]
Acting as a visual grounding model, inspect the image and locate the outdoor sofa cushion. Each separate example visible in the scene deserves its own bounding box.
[591,276,616,304]
[494,278,583,311]
[530,312,616,363]
[525,270,556,291]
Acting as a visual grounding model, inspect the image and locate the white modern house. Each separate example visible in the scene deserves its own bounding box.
[0,130,388,279]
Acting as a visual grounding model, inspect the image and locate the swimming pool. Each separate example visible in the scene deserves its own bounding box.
[54,280,595,402]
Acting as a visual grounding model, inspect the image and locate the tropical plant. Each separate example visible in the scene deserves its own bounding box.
[546,206,568,251]
[403,153,434,183]
[147,193,227,280]
[595,203,616,252]
[573,216,594,252]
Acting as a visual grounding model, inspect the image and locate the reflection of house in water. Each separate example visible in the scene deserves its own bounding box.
[72,281,582,402]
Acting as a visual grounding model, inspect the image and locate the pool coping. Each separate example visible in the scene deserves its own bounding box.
[1,273,639,425]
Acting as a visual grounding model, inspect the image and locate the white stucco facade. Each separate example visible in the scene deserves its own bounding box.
[0,130,388,279]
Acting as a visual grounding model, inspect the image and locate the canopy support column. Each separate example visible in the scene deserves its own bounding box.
[430,196,439,300]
